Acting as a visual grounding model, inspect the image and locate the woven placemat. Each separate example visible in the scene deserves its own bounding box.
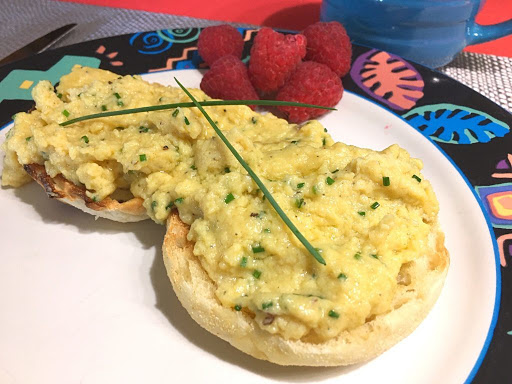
[1,0,510,112]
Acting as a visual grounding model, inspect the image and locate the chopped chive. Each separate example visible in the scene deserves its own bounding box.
[252,245,265,254]
[190,164,197,170]
[326,176,335,185]
[240,257,247,268]
[312,185,318,194]
[151,201,157,210]
[322,137,326,146]
[297,182,305,189]
[174,197,184,204]
[332,169,339,173]
[224,167,231,173]
[159,97,164,102]
[101,105,107,111]
[324,128,327,132]
[165,202,174,210]
[25,136,32,142]
[184,116,190,125]
[224,193,235,204]
[371,254,379,259]
[114,92,121,99]
[57,93,63,99]
[175,79,326,266]
[60,100,336,127]
[412,174,422,182]
[337,273,347,280]
[371,202,380,209]
[354,252,362,260]
[251,117,257,124]
[117,100,124,107]
[358,211,365,216]
[295,198,305,208]
[62,109,70,117]
[291,140,299,144]
[139,126,149,133]
[253,270,262,279]
[172,109,179,117]
[262,301,273,310]
[92,196,98,202]
[139,154,147,162]
[328,310,340,319]
[81,136,89,144]
[383,176,390,186]
[263,228,271,233]
[234,305,242,311]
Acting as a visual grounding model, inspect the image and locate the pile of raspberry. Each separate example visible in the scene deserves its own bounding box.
[198,22,351,123]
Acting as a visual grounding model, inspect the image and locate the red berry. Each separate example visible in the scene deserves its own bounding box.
[248,28,307,94]
[302,21,352,77]
[276,61,343,123]
[200,55,259,109]
[198,25,244,66]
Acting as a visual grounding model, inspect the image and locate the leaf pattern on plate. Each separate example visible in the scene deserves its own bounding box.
[403,103,510,144]
[350,49,424,111]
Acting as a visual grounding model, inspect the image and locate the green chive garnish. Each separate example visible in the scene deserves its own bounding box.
[295,198,305,208]
[322,137,326,146]
[151,201,157,210]
[62,109,70,117]
[172,109,179,117]
[190,164,197,170]
[312,185,318,194]
[165,202,174,210]
[328,310,340,319]
[184,116,190,125]
[252,245,265,254]
[354,253,362,260]
[175,79,326,265]
[224,167,231,173]
[262,301,273,310]
[240,257,247,268]
[383,176,390,186]
[291,140,299,144]
[332,169,339,173]
[371,202,380,209]
[338,273,347,280]
[358,211,365,216]
[326,176,335,185]
[57,93,63,99]
[371,254,379,259]
[81,136,89,144]
[174,197,184,204]
[25,136,32,142]
[101,105,107,111]
[139,154,147,162]
[114,92,121,99]
[224,193,235,204]
[253,270,261,279]
[263,228,271,233]
[60,100,336,127]
[251,117,257,124]
[297,182,305,189]
[412,174,422,182]
[139,126,149,133]
[234,305,242,311]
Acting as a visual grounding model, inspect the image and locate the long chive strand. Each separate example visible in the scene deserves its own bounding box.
[175,78,326,266]
[60,100,335,127]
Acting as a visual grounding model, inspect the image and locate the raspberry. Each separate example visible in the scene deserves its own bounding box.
[302,21,352,77]
[248,28,307,94]
[200,55,259,109]
[198,25,244,66]
[276,61,343,123]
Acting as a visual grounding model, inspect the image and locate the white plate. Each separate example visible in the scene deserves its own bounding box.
[0,69,497,384]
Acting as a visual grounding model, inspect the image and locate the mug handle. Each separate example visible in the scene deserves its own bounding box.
[467,19,512,45]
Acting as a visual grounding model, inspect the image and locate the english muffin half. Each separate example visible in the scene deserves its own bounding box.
[162,212,449,366]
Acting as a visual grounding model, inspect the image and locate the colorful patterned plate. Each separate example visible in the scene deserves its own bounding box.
[0,28,510,383]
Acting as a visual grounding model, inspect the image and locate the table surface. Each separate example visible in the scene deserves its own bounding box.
[56,0,512,57]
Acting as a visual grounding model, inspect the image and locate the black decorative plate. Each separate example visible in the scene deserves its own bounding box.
[0,28,510,383]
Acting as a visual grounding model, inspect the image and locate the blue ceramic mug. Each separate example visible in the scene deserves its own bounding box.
[321,0,512,68]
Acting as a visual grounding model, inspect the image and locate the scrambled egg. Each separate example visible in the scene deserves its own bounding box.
[1,66,439,342]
